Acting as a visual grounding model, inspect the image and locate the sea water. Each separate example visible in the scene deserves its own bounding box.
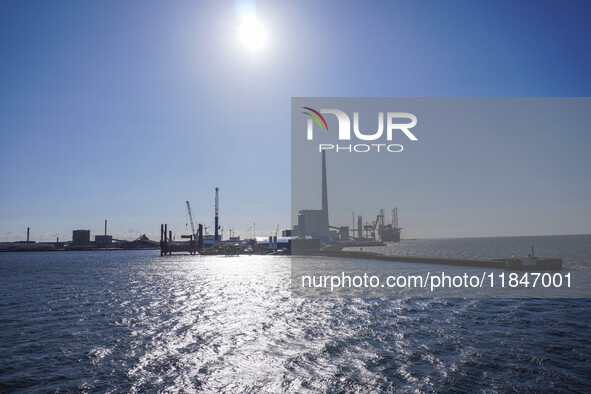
[1,235,590,392]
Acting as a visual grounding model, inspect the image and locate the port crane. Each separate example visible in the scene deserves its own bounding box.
[357,212,385,240]
[182,201,198,240]
[214,187,220,245]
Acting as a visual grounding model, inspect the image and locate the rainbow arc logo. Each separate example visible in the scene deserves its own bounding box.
[302,107,328,131]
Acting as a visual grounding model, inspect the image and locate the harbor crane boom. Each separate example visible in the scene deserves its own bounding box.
[186,201,197,238]
[214,187,220,244]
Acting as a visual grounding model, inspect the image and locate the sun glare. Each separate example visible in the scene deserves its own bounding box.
[239,16,267,51]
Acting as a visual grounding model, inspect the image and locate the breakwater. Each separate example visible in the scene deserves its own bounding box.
[304,250,562,270]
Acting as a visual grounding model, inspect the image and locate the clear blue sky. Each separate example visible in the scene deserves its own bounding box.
[1,0,590,241]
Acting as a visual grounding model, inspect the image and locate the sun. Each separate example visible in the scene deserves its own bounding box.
[239,16,267,51]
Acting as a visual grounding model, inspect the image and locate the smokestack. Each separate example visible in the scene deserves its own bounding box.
[322,150,328,213]
[105,219,107,236]
[27,227,30,242]
[214,187,220,242]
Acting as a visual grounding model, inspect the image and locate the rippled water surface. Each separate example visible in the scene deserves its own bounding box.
[1,240,590,392]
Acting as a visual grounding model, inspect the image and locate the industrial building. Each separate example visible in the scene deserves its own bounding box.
[297,151,330,242]
[95,235,113,245]
[95,220,112,245]
[72,230,91,245]
[298,209,328,240]
[295,150,403,244]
